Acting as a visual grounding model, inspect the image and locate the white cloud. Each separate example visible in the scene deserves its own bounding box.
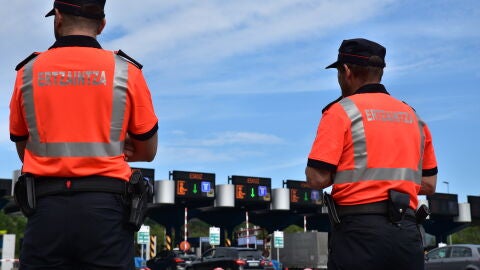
[159,146,234,163]
[205,131,284,146]
[255,157,307,173]
[103,0,395,69]
[157,144,267,164]
[171,131,284,147]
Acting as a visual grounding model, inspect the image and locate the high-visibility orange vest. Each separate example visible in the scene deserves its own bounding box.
[10,38,157,181]
[308,84,437,209]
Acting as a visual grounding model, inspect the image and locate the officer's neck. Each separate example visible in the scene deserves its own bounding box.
[58,30,98,39]
[345,79,380,97]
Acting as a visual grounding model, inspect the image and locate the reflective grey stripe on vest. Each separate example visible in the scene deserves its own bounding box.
[415,114,426,181]
[334,97,422,185]
[21,53,129,157]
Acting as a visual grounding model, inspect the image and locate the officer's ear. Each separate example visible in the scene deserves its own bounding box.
[97,19,106,35]
[54,8,63,27]
[342,64,352,78]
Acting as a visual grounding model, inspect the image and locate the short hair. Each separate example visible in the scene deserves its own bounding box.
[338,55,384,82]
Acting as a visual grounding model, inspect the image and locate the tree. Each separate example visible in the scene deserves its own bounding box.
[452,225,480,244]
[0,211,27,257]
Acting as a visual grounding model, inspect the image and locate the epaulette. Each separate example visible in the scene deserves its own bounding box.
[15,52,40,71]
[322,96,343,113]
[402,101,416,112]
[115,50,143,70]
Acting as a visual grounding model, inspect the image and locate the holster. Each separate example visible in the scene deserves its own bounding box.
[323,192,341,228]
[126,169,153,231]
[13,174,36,217]
[387,190,410,224]
[415,204,430,224]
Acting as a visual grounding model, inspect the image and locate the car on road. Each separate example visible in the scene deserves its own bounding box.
[425,244,480,270]
[179,253,198,268]
[185,247,274,270]
[147,250,190,270]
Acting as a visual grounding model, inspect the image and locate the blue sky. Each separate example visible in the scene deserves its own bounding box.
[0,0,479,203]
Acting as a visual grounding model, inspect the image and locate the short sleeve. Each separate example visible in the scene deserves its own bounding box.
[422,123,438,176]
[127,66,158,141]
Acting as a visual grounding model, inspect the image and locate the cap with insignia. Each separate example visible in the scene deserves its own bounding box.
[326,38,386,69]
[45,0,106,19]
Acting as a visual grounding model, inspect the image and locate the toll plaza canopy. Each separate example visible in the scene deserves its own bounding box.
[1,168,479,247]
[144,169,480,247]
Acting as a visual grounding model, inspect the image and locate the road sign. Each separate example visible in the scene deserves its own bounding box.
[273,231,284,248]
[209,227,220,246]
[231,175,271,204]
[286,180,322,207]
[179,241,191,252]
[137,225,150,245]
[427,193,459,216]
[172,170,216,201]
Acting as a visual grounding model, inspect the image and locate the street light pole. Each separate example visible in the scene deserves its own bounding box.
[442,181,450,193]
[441,181,452,244]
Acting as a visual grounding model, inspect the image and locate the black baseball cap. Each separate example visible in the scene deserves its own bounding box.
[45,0,106,19]
[326,38,386,69]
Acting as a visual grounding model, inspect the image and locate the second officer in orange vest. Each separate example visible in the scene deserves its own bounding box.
[306,38,438,270]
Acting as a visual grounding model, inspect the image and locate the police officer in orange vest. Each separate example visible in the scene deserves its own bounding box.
[306,38,438,270]
[9,1,158,269]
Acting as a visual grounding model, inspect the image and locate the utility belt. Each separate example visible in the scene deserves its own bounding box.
[35,176,127,197]
[324,190,430,228]
[336,201,416,219]
[13,170,152,231]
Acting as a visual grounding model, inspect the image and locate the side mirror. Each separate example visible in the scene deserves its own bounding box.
[424,254,429,261]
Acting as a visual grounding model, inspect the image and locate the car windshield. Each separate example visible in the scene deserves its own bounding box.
[451,247,472,258]
[238,250,262,259]
[428,247,449,259]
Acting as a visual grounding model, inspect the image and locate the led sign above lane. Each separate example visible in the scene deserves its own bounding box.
[285,180,322,207]
[468,195,480,219]
[427,193,459,216]
[171,170,215,201]
[231,175,271,204]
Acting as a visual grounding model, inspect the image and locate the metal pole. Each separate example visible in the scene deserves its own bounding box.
[246,211,249,247]
[304,216,307,232]
[276,247,279,265]
[184,207,188,254]
[442,181,450,193]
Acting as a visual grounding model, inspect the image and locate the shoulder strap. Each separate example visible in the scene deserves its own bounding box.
[15,52,41,71]
[402,101,417,112]
[322,96,343,113]
[115,50,143,70]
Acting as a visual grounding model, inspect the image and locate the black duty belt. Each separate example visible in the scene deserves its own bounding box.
[35,176,127,198]
[336,200,415,217]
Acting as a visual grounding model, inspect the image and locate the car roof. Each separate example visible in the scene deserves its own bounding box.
[429,244,480,251]
[215,247,258,251]
[443,244,480,247]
